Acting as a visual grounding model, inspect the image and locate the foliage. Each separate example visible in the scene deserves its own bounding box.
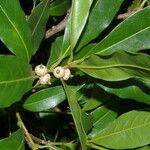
[0,0,150,149]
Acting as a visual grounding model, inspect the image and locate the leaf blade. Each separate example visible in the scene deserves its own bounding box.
[28,0,50,52]
[97,83,150,104]
[0,56,34,108]
[62,81,87,150]
[0,0,34,62]
[49,0,70,16]
[95,6,150,55]
[76,6,150,59]
[70,0,93,49]
[74,52,150,81]
[0,129,24,150]
[23,85,84,112]
[90,109,150,149]
[76,0,124,50]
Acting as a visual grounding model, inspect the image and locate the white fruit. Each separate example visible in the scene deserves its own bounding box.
[53,66,65,78]
[63,68,71,80]
[39,73,51,85]
[35,64,48,76]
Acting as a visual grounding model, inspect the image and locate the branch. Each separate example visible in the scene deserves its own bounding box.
[16,112,74,149]
[16,112,38,150]
[117,0,148,20]
[117,8,141,20]
[45,15,68,39]
[30,134,50,145]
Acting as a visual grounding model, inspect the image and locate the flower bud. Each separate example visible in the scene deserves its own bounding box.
[63,68,71,80]
[39,73,51,85]
[53,66,65,79]
[35,64,48,76]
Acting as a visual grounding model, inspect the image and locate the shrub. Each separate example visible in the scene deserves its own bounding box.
[0,0,150,149]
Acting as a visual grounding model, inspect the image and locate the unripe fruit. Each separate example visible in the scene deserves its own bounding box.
[53,66,65,79]
[39,73,51,85]
[35,64,48,76]
[63,68,71,80]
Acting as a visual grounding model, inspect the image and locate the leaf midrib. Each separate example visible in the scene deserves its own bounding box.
[74,64,150,72]
[0,76,35,85]
[93,110,111,126]
[0,5,29,61]
[32,0,49,36]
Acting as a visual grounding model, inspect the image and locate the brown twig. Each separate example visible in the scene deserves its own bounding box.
[117,0,148,20]
[30,134,50,145]
[117,8,141,20]
[45,15,68,39]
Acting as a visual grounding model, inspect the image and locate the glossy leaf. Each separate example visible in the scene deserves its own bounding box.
[47,36,63,67]
[75,43,96,60]
[62,81,87,150]
[0,129,24,150]
[97,83,150,104]
[73,52,150,81]
[49,0,70,16]
[76,6,150,59]
[61,14,71,58]
[23,85,84,112]
[82,84,109,111]
[76,0,124,50]
[50,14,71,66]
[89,100,119,138]
[90,109,150,149]
[81,110,93,134]
[28,0,50,52]
[94,6,150,55]
[0,56,34,108]
[0,0,34,62]
[70,0,93,50]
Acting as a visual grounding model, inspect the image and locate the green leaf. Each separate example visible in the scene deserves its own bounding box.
[23,85,84,112]
[0,0,34,62]
[0,56,34,108]
[50,15,70,66]
[94,6,150,55]
[82,84,109,111]
[62,81,87,150]
[90,108,150,149]
[61,15,71,58]
[97,83,150,105]
[81,110,93,134]
[0,129,24,150]
[76,6,150,59]
[47,36,63,67]
[89,99,119,138]
[75,43,97,60]
[73,52,150,81]
[28,0,50,53]
[70,0,93,50]
[49,0,70,16]
[55,0,93,63]
[136,146,150,150]
[76,0,124,50]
